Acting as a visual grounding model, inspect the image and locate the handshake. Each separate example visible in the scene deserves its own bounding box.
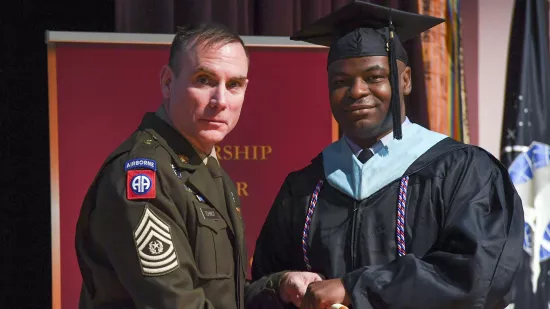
[278,271,351,309]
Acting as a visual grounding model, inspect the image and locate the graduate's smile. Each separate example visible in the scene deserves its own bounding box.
[345,102,379,118]
[349,108,376,118]
[345,103,377,112]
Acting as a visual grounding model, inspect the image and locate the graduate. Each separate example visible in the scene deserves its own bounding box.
[246,1,525,308]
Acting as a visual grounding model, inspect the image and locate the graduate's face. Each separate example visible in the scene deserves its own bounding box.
[327,56,411,142]
[160,42,249,151]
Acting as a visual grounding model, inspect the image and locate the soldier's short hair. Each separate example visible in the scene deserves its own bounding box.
[168,22,249,76]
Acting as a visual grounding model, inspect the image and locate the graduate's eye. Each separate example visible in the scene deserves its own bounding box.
[331,78,349,88]
[367,75,386,83]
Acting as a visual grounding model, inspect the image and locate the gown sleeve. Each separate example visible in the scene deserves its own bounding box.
[342,150,525,309]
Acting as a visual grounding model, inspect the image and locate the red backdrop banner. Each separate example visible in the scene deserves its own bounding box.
[48,34,334,309]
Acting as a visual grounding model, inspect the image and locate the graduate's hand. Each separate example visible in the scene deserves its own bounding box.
[279,271,324,307]
[300,278,351,309]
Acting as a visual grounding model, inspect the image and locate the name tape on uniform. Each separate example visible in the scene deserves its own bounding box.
[199,208,221,220]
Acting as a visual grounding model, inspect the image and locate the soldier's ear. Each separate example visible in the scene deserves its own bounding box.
[160,65,174,99]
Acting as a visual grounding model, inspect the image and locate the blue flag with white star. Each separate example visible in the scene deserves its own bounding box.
[500,0,550,308]
[500,0,550,165]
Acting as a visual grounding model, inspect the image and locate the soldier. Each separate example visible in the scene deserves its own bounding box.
[75,22,252,309]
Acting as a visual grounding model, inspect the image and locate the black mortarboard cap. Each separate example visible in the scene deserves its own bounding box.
[290,0,444,139]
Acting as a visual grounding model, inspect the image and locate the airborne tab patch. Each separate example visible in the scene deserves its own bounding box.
[125,158,157,171]
[134,206,179,276]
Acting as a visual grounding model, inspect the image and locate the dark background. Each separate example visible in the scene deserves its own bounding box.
[1,1,115,307]
[0,0,424,307]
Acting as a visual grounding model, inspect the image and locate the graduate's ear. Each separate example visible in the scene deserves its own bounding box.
[401,65,412,96]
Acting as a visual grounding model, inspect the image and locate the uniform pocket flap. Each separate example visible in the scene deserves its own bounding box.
[195,204,227,233]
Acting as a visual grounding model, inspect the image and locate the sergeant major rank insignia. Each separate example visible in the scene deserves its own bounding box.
[134,206,179,276]
[125,158,157,200]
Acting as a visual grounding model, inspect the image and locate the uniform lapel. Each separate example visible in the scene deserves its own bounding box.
[221,169,247,274]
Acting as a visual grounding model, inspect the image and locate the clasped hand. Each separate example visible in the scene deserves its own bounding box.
[279,271,351,309]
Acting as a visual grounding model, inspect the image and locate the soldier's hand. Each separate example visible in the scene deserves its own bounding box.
[279,271,324,307]
[300,278,351,309]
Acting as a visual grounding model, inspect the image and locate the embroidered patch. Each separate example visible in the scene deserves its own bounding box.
[199,207,221,220]
[134,206,179,276]
[127,170,156,200]
[124,158,157,171]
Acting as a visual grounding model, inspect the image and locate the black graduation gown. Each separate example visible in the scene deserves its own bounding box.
[510,252,550,308]
[249,138,524,309]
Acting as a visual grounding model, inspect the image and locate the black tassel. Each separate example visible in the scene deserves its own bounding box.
[388,21,402,140]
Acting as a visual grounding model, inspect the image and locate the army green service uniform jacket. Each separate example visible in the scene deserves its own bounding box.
[75,112,248,309]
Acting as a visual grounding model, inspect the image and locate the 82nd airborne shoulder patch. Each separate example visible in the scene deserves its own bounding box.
[134,206,179,276]
[125,158,157,200]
